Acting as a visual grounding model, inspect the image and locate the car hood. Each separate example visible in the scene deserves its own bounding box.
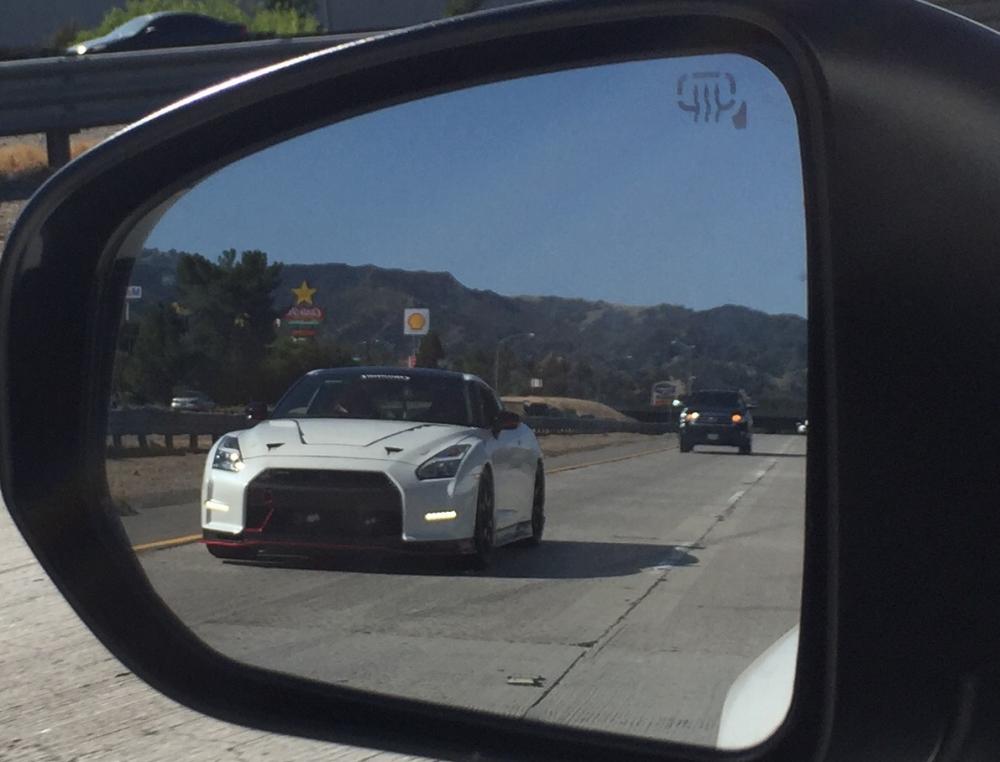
[234,419,475,464]
[68,35,115,53]
[716,625,798,749]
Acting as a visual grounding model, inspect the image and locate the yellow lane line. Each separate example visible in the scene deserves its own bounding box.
[130,442,678,551]
[132,533,202,553]
[548,443,677,475]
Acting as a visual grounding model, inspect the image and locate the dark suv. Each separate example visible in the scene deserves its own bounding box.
[678,389,754,454]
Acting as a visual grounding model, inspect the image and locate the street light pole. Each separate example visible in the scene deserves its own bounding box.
[494,332,535,392]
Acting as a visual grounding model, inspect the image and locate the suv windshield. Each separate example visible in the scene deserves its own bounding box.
[272,371,474,426]
[687,391,742,409]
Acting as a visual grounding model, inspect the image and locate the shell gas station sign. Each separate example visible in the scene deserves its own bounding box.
[403,308,430,336]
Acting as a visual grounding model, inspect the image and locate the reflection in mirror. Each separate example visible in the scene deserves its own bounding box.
[108,53,806,748]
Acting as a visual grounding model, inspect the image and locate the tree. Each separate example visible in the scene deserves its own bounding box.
[538,354,570,396]
[445,0,484,16]
[415,331,446,368]
[51,21,82,49]
[121,303,187,404]
[455,348,492,380]
[176,249,283,403]
[262,0,316,13]
[263,338,355,402]
[249,7,319,35]
[72,0,319,43]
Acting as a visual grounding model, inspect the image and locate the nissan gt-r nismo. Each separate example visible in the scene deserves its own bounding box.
[201,367,545,566]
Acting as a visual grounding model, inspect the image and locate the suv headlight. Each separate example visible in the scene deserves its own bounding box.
[416,444,471,480]
[212,435,244,472]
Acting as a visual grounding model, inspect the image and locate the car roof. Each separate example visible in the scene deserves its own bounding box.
[306,366,483,384]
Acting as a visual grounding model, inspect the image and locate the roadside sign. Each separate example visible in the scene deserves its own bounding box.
[530,378,543,389]
[125,285,142,300]
[651,380,676,406]
[403,308,430,335]
[284,305,325,326]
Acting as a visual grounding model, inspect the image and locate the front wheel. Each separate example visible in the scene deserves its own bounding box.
[680,439,693,453]
[471,471,495,569]
[739,440,752,455]
[525,463,545,546]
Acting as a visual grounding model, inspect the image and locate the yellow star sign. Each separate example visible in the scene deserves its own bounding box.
[291,280,317,305]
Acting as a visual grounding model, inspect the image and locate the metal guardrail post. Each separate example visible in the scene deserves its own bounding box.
[45,128,71,167]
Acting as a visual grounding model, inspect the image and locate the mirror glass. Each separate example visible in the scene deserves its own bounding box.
[108,53,806,749]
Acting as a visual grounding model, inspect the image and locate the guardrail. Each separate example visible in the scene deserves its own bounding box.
[105,410,804,453]
[105,410,675,452]
[0,32,375,164]
[107,408,244,450]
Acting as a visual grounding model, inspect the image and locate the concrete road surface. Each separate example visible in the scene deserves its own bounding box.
[135,434,805,747]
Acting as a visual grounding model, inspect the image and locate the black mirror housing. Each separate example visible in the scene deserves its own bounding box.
[9,0,1000,760]
[494,410,520,432]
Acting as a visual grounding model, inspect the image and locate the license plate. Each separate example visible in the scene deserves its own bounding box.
[707,433,719,441]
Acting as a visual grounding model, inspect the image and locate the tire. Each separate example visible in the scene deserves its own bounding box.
[680,439,693,453]
[206,543,257,561]
[525,462,545,546]
[739,440,752,455]
[471,470,495,569]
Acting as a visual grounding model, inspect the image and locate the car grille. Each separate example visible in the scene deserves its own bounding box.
[696,414,731,425]
[245,469,402,544]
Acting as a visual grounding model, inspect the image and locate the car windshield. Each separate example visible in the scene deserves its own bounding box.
[272,372,474,426]
[107,14,156,39]
[687,391,742,409]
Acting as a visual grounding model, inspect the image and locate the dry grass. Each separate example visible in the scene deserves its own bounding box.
[0,139,97,179]
[502,395,633,421]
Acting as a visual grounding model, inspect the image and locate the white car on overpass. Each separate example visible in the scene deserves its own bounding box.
[201,367,545,567]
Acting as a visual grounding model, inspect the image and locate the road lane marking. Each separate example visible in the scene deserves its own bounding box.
[548,444,676,475]
[131,534,201,553]
[131,442,679,553]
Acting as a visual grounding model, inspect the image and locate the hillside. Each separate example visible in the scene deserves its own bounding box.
[128,249,807,410]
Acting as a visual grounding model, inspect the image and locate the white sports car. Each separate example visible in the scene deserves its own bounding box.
[201,367,545,566]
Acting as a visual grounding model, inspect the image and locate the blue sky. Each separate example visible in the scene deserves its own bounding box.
[148,53,806,316]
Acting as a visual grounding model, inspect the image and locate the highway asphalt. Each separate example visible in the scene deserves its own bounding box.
[130,434,805,747]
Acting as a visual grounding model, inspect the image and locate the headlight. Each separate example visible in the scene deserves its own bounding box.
[212,435,244,472]
[685,411,700,422]
[731,413,744,423]
[416,444,471,480]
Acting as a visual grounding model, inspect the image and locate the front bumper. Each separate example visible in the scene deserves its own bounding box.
[202,528,475,556]
[680,425,751,446]
[202,454,479,550]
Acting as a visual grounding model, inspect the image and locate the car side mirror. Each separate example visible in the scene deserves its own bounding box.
[493,410,520,433]
[245,401,268,421]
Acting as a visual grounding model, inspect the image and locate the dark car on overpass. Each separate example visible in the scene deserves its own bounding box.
[66,12,249,56]
[678,389,754,454]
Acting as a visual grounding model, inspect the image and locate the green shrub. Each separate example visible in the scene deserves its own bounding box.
[73,0,320,43]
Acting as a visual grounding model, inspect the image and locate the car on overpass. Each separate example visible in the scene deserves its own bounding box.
[66,12,249,56]
[678,389,754,454]
[201,367,545,567]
